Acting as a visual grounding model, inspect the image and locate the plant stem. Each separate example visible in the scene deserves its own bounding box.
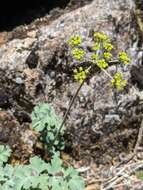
[52,65,92,145]
[53,80,84,144]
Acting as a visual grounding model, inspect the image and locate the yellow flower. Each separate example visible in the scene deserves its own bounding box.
[73,67,89,83]
[97,59,108,69]
[94,32,109,42]
[111,72,127,90]
[92,42,100,51]
[103,42,113,51]
[71,48,85,60]
[103,52,112,60]
[67,35,82,47]
[119,52,130,65]
[91,53,98,60]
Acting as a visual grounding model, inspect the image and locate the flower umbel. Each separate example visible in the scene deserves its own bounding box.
[97,59,108,69]
[103,52,112,60]
[71,48,85,60]
[92,42,100,51]
[67,31,130,91]
[91,53,98,60]
[67,34,82,47]
[94,32,109,42]
[111,72,127,90]
[103,42,113,51]
[73,67,89,83]
[119,52,130,65]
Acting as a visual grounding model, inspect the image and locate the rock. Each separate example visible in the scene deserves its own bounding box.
[0,88,11,109]
[104,114,121,125]
[0,111,37,161]
[131,65,143,89]
[25,49,39,69]
[0,37,36,71]
[23,68,45,98]
[0,111,20,143]
[15,77,24,84]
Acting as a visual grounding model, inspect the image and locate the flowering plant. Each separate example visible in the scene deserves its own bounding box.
[67,32,130,91]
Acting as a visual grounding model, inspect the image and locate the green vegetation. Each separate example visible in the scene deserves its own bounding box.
[0,146,84,190]
[0,145,11,166]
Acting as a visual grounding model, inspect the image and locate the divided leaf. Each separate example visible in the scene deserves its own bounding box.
[0,145,11,165]
[31,103,64,155]
[47,153,62,175]
[31,103,62,132]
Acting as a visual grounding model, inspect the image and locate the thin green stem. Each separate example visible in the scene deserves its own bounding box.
[52,65,92,145]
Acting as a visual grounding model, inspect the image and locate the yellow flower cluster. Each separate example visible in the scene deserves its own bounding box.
[97,59,108,69]
[67,35,82,47]
[94,32,109,42]
[91,53,98,60]
[71,48,85,60]
[67,32,130,91]
[92,42,100,51]
[103,52,112,60]
[73,67,89,83]
[103,42,113,51]
[111,72,127,90]
[119,52,130,65]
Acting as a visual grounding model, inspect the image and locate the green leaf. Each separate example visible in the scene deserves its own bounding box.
[31,103,65,155]
[64,167,85,190]
[64,167,79,177]
[0,145,11,165]
[48,177,63,190]
[46,132,55,141]
[47,153,62,175]
[31,103,62,132]
[68,176,85,190]
[38,175,50,190]
[0,152,85,190]
[29,156,48,173]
